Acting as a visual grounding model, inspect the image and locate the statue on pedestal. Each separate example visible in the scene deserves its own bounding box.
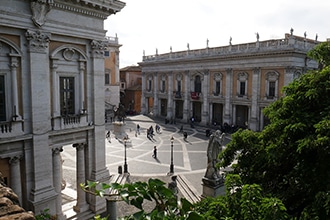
[204,130,225,180]
[202,130,226,197]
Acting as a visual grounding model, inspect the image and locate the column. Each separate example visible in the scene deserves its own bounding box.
[141,72,147,114]
[153,73,159,116]
[202,70,209,124]
[9,156,22,205]
[73,143,89,213]
[250,68,260,131]
[52,147,65,219]
[51,60,59,116]
[79,61,86,112]
[167,72,173,119]
[10,56,21,120]
[183,71,190,121]
[224,68,233,124]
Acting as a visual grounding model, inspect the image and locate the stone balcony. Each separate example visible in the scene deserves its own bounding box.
[0,120,24,139]
[52,114,88,131]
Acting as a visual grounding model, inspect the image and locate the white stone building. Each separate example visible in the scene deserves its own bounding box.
[0,0,125,218]
[140,33,319,131]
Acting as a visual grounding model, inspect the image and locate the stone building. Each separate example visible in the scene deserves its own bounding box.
[140,32,319,131]
[0,0,125,219]
[104,35,121,122]
[119,65,142,115]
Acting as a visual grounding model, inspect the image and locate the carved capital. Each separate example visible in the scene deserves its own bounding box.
[25,30,50,53]
[9,155,22,165]
[52,147,63,155]
[90,40,108,58]
[73,143,85,151]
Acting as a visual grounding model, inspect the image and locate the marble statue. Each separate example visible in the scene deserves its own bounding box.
[204,130,225,179]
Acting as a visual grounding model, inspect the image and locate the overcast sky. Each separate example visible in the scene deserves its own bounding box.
[105,0,330,68]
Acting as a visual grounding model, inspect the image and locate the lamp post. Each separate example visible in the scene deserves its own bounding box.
[123,136,128,174]
[169,136,174,175]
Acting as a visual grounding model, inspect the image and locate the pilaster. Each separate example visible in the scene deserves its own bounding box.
[250,67,260,131]
[167,72,173,119]
[224,68,233,124]
[202,69,209,124]
[141,72,147,114]
[153,73,159,116]
[26,29,56,212]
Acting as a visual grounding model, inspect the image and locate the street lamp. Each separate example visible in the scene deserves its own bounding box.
[123,136,129,174]
[169,136,174,175]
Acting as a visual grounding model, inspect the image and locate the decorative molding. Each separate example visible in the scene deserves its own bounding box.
[63,48,75,61]
[30,0,53,28]
[25,30,50,53]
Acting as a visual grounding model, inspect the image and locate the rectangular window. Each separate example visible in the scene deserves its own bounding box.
[239,81,246,96]
[0,76,6,121]
[215,81,221,95]
[104,51,110,57]
[148,80,152,91]
[60,77,75,115]
[269,81,276,97]
[105,73,110,85]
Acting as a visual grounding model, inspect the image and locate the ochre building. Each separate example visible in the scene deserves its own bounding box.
[140,33,318,131]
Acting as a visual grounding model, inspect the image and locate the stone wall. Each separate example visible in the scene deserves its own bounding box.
[0,176,35,220]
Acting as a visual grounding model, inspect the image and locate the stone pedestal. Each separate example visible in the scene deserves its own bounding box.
[202,177,225,198]
[113,122,126,139]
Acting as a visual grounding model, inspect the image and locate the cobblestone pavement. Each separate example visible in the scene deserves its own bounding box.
[61,114,231,218]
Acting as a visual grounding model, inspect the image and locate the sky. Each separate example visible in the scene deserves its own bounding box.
[105,0,330,68]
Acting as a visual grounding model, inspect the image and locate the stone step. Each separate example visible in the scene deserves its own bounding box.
[177,175,201,204]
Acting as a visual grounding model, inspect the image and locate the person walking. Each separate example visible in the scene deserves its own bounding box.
[136,124,140,135]
[152,146,157,158]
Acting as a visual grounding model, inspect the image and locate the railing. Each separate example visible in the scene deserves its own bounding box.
[52,114,88,130]
[173,91,183,98]
[0,120,24,138]
[143,36,317,62]
[0,121,12,133]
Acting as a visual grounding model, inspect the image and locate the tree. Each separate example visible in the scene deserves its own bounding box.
[219,42,330,219]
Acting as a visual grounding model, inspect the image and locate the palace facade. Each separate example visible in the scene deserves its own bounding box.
[0,0,125,219]
[140,33,318,131]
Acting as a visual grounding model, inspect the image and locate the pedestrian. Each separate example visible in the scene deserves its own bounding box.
[106,131,111,143]
[136,124,140,135]
[183,132,188,141]
[152,146,157,158]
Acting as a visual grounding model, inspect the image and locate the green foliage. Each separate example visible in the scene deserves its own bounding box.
[195,174,288,220]
[81,178,202,220]
[219,49,330,219]
[35,208,56,220]
[307,42,330,69]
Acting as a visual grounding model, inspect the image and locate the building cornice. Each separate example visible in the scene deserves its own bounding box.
[53,0,125,19]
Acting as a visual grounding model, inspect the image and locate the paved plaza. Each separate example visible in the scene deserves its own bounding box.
[61,114,231,218]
